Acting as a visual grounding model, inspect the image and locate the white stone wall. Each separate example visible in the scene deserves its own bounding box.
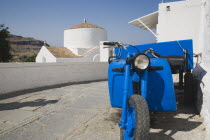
[152,0,210,136]
[99,41,113,62]
[193,0,210,138]
[36,46,56,63]
[55,48,100,62]
[157,0,202,53]
[0,62,108,94]
[36,46,101,63]
[194,64,210,138]
[64,28,107,54]
[67,48,92,56]
[68,48,79,55]
[77,48,93,55]
[93,54,100,62]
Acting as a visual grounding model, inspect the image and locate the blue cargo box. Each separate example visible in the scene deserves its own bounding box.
[115,39,194,70]
[108,40,194,111]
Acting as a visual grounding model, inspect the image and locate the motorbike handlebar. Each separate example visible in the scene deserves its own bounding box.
[143,48,161,58]
[153,52,160,57]
[103,42,119,46]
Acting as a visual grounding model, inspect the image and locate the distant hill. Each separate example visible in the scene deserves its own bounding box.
[8,35,50,62]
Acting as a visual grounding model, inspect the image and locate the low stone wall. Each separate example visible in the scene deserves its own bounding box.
[0,62,108,94]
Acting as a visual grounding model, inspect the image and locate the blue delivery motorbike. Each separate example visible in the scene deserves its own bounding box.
[104,40,194,140]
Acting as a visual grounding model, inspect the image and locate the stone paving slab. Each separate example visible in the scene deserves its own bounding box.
[0,110,40,124]
[0,81,115,140]
[0,110,42,135]
[0,108,99,140]
[0,81,207,140]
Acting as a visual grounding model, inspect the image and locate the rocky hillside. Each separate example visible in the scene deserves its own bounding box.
[8,35,49,62]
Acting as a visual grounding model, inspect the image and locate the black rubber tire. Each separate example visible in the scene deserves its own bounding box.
[184,72,195,105]
[120,94,150,140]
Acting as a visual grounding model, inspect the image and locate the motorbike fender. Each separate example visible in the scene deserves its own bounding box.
[146,58,177,111]
[108,59,177,111]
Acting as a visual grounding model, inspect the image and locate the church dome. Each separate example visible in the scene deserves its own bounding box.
[68,19,103,29]
[64,19,107,50]
[69,22,103,30]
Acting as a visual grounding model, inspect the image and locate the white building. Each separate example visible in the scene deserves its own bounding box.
[36,19,111,63]
[129,0,202,54]
[129,0,210,137]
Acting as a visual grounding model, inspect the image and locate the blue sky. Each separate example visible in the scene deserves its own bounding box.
[0,0,181,46]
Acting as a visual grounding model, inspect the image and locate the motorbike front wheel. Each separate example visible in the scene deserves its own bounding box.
[120,94,150,140]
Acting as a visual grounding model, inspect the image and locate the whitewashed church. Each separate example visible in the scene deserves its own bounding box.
[36,19,112,63]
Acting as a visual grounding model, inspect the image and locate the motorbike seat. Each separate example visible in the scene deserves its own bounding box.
[159,55,185,67]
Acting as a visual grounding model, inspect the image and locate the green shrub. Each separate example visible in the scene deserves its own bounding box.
[23,54,37,62]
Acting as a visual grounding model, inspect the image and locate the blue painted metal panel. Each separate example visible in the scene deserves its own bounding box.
[108,58,177,111]
[108,60,133,108]
[115,40,194,69]
[146,58,177,111]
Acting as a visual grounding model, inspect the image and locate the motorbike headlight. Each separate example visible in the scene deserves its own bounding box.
[133,54,150,71]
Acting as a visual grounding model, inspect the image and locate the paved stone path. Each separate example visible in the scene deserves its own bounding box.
[0,81,206,140]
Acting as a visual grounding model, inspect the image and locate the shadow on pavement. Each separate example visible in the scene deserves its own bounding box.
[150,133,175,140]
[106,87,202,140]
[0,99,58,111]
[149,87,202,139]
[0,80,106,101]
[150,111,201,140]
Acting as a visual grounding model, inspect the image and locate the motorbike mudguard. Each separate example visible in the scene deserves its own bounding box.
[108,58,177,111]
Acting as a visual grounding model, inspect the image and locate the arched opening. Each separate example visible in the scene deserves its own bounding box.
[93,54,100,62]
[42,57,46,63]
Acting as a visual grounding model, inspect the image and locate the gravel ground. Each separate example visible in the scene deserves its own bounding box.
[0,81,207,140]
